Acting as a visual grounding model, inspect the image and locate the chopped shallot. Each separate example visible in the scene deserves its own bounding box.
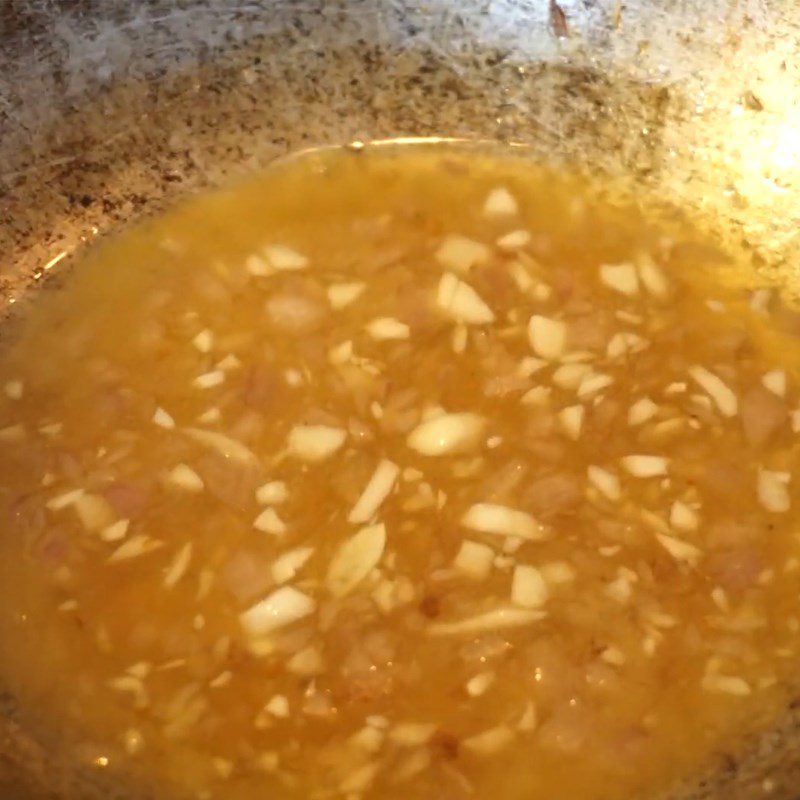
[287,424,346,462]
[348,459,400,524]
[326,523,386,597]
[406,412,485,456]
[240,586,316,637]
[435,235,490,273]
[461,503,545,540]
[600,263,639,296]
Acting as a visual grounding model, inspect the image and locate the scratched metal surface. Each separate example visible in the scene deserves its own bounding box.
[1,1,800,798]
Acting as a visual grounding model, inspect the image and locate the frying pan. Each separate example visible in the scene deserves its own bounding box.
[2,1,800,797]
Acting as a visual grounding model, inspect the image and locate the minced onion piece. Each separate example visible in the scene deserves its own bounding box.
[263,244,309,271]
[600,263,639,296]
[192,329,214,353]
[628,396,658,426]
[239,586,316,637]
[366,317,410,341]
[436,273,495,324]
[670,500,699,532]
[348,459,400,524]
[466,671,496,697]
[73,493,115,532]
[688,366,738,417]
[163,543,193,589]
[587,465,622,501]
[461,503,545,540]
[757,468,790,513]
[254,507,287,536]
[256,481,288,505]
[153,407,175,429]
[762,369,787,398]
[656,533,702,565]
[427,606,546,636]
[108,535,163,563]
[528,315,566,360]
[621,455,669,478]
[272,546,314,584]
[326,523,386,597]
[101,518,130,543]
[511,565,548,608]
[287,424,346,462]
[483,187,519,218]
[184,427,258,464]
[167,463,204,492]
[558,405,584,440]
[463,725,514,755]
[406,412,485,456]
[435,234,490,273]
[453,540,495,580]
[496,229,531,251]
[327,281,366,310]
[637,256,669,298]
[193,370,225,389]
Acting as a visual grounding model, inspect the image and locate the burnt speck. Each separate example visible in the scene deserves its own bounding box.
[549,0,569,37]
[419,594,441,619]
[743,90,764,111]
[430,730,460,761]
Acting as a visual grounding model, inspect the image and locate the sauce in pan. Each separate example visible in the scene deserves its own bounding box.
[1,143,799,800]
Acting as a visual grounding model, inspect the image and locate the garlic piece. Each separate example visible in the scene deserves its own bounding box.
[166,463,204,492]
[689,366,738,418]
[600,263,639,296]
[670,500,699,532]
[483,187,519,218]
[348,459,400,524]
[272,546,314,584]
[628,396,658,426]
[326,523,386,597]
[254,507,287,536]
[511,565,548,608]
[757,468,790,513]
[528,315,566,360]
[558,405,584,440]
[461,503,545,540]
[287,425,346,462]
[496,229,531,251]
[328,281,366,310]
[621,455,669,478]
[366,317,410,341]
[240,586,316,637]
[453,540,495,580]
[406,412,485,456]
[153,407,175,429]
[263,244,309,271]
[587,465,621,501]
[436,235,490,273]
[436,272,495,324]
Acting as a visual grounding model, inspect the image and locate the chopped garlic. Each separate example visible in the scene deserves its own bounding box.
[463,725,514,755]
[366,317,410,341]
[348,459,400,524]
[390,722,437,747]
[193,370,225,389]
[100,518,129,543]
[437,272,495,324]
[263,244,309,271]
[406,412,485,456]
[453,540,495,580]
[73,493,115,532]
[46,488,84,511]
[511,565,548,608]
[496,229,531,251]
[558,405,584,440]
[628,396,658,426]
[670,500,699,532]
[272,546,314,584]
[577,372,614,399]
[483,187,519,218]
[287,645,324,676]
[240,586,315,637]
[587,465,622,502]
[192,329,214,353]
[167,463,204,492]
[265,694,290,718]
[461,503,545,540]
[428,606,545,636]
[108,535,163,563]
[254,507,287,536]
[327,281,366,310]
[163,543,193,589]
[541,561,575,585]
[326,523,386,597]
[702,674,751,696]
[762,369,787,398]
[435,235,490,273]
[656,533,702,565]
[255,480,288,505]
[637,256,669,298]
[184,427,258,464]
[688,366,737,417]
[600,263,639,296]
[528,315,566,360]
[552,363,592,390]
[287,424,346,462]
[757,468,790,513]
[153,407,175,429]
[466,671,496,697]
[621,455,669,478]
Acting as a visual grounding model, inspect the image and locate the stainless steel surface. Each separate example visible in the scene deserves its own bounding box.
[1,1,800,797]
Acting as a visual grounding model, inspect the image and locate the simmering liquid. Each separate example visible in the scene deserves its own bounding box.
[1,143,800,800]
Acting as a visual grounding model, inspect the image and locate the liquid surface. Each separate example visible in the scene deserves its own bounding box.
[1,143,800,800]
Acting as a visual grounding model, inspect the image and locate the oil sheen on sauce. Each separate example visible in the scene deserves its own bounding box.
[1,142,800,800]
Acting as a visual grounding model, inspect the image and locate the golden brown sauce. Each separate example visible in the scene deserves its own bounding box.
[1,143,800,800]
